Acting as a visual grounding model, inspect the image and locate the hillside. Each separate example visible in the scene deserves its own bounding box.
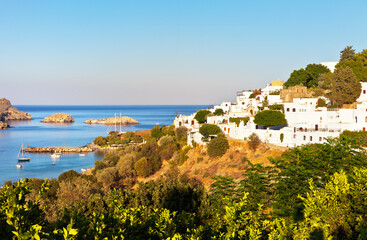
[141,139,287,189]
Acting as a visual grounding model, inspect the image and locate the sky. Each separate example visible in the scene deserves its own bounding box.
[0,0,367,105]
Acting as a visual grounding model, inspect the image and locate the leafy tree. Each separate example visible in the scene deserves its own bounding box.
[337,48,367,82]
[134,157,149,177]
[331,66,361,107]
[93,136,107,146]
[340,130,367,147]
[207,134,229,157]
[254,110,287,128]
[318,72,333,90]
[316,98,326,108]
[229,117,249,127]
[116,153,136,178]
[305,64,330,87]
[248,133,261,151]
[284,69,313,88]
[214,108,225,116]
[199,124,221,137]
[95,167,119,189]
[158,135,174,147]
[340,45,356,62]
[151,125,165,139]
[174,126,187,142]
[194,110,211,123]
[58,170,80,182]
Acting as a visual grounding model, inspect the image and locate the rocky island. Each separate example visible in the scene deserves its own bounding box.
[41,113,75,123]
[0,98,32,129]
[86,116,139,125]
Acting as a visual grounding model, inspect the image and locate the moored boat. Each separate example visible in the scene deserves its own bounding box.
[17,144,30,162]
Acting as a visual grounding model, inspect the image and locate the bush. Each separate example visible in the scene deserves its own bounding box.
[94,136,107,146]
[248,133,261,151]
[254,110,287,128]
[134,157,149,177]
[199,124,221,137]
[151,125,165,139]
[58,170,80,182]
[280,133,284,143]
[175,126,187,141]
[158,135,175,147]
[316,98,326,108]
[95,167,119,189]
[207,135,229,157]
[214,108,225,116]
[268,104,284,112]
[116,153,136,178]
[194,110,211,123]
[229,117,249,127]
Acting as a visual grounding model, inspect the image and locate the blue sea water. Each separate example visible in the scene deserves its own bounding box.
[0,105,209,186]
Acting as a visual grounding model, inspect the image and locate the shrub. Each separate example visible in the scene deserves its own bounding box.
[175,126,187,141]
[194,110,211,123]
[197,157,204,163]
[199,124,221,137]
[151,125,164,139]
[207,135,229,157]
[116,153,136,178]
[58,170,80,182]
[214,108,225,116]
[268,104,284,112]
[93,136,107,146]
[316,98,326,108]
[95,167,119,189]
[229,117,250,127]
[248,133,261,151]
[134,157,149,177]
[158,135,175,147]
[280,133,284,143]
[254,110,287,128]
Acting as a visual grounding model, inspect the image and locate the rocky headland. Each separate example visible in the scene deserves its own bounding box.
[86,116,139,125]
[41,113,75,123]
[0,98,32,129]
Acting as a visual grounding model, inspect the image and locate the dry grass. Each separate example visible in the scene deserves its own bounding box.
[140,139,287,190]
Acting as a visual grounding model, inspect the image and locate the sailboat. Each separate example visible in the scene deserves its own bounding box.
[51,151,61,159]
[17,144,30,162]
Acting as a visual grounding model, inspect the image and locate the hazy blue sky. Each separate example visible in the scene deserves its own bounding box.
[0,0,366,105]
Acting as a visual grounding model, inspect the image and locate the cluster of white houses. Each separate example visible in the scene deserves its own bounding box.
[174,63,367,147]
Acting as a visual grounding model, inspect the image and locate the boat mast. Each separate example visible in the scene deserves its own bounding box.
[120,112,122,133]
[114,112,117,132]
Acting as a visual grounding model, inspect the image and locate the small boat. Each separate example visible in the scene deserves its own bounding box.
[52,162,55,165]
[79,153,86,157]
[17,144,30,162]
[16,164,23,168]
[51,151,61,158]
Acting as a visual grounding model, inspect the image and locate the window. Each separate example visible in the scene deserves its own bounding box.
[319,137,322,141]
[287,108,290,112]
[303,136,306,141]
[364,90,366,94]
[293,108,296,112]
[365,117,367,123]
[310,136,312,141]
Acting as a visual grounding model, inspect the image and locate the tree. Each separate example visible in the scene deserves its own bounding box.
[93,136,107,146]
[331,66,361,107]
[158,135,174,147]
[194,110,211,123]
[214,108,225,116]
[254,110,287,128]
[337,48,367,82]
[151,125,164,139]
[305,64,330,87]
[199,124,221,137]
[248,133,261,151]
[340,45,356,62]
[207,135,229,157]
[175,126,187,141]
[95,167,119,189]
[284,69,313,88]
[134,157,149,177]
[318,72,333,90]
[229,117,249,127]
[316,98,326,108]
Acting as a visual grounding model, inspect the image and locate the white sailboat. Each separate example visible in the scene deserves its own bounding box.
[17,144,30,162]
[51,151,61,159]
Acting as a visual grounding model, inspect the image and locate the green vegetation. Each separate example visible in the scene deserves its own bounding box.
[284,64,330,88]
[4,126,367,239]
[316,98,326,107]
[337,46,367,82]
[93,131,143,147]
[331,66,361,107]
[229,117,249,126]
[199,123,221,137]
[254,110,287,127]
[213,108,225,116]
[268,104,284,111]
[248,132,261,151]
[207,134,229,157]
[194,109,211,123]
[249,89,261,98]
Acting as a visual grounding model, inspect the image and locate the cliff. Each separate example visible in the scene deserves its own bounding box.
[0,98,32,121]
[41,113,74,123]
[85,116,139,125]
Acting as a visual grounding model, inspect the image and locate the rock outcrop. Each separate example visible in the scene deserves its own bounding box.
[41,113,74,123]
[0,98,32,121]
[86,116,139,125]
[0,121,9,129]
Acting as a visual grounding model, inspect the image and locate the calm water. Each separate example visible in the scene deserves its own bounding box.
[0,105,208,185]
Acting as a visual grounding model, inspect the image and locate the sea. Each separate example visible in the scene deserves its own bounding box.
[0,105,209,186]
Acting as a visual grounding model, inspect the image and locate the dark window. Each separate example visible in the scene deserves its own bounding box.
[293,108,296,112]
[287,108,290,112]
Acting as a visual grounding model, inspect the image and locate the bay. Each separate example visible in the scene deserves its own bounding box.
[0,105,209,185]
